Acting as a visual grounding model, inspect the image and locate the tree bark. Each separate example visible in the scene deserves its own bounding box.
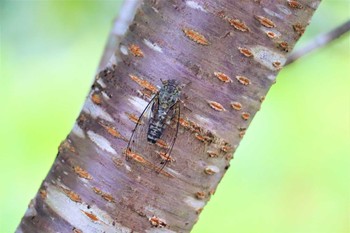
[17,0,321,232]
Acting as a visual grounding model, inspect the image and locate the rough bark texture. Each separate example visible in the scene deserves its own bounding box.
[98,0,140,72]
[17,0,321,232]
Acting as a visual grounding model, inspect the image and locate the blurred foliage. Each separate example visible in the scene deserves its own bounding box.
[0,1,349,233]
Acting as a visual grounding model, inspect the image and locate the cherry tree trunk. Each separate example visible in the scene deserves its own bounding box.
[17,0,320,232]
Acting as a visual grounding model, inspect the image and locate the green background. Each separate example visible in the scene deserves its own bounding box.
[0,1,349,232]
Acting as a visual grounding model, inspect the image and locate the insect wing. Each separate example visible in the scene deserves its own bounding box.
[126,95,180,173]
[154,101,180,172]
[127,94,157,160]
[127,94,168,174]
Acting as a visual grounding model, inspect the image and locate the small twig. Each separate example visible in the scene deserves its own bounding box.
[98,0,140,71]
[286,20,350,65]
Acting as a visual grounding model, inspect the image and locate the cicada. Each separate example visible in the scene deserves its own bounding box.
[126,79,182,173]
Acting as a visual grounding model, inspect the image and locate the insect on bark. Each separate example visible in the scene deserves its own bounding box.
[126,79,182,173]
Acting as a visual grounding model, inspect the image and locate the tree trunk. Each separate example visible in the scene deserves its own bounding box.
[17,0,320,232]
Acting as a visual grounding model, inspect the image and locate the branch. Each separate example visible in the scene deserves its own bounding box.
[17,1,321,232]
[98,0,140,71]
[286,20,350,65]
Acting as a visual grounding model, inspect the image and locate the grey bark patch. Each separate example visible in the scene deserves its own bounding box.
[250,45,287,71]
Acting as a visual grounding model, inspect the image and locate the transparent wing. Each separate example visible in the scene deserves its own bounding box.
[126,96,180,175]
[126,94,164,173]
[154,101,180,173]
[127,93,157,157]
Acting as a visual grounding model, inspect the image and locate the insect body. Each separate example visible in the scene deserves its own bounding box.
[147,80,181,143]
[127,79,181,173]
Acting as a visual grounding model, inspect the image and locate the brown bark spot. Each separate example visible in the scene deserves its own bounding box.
[217,10,226,19]
[74,166,92,180]
[140,89,153,99]
[39,189,47,199]
[214,72,232,83]
[231,102,242,111]
[204,167,217,175]
[239,129,246,138]
[255,15,276,28]
[93,187,115,202]
[101,193,115,203]
[98,121,127,141]
[92,187,102,195]
[82,211,99,222]
[225,153,233,161]
[196,208,203,214]
[62,188,82,203]
[126,112,143,124]
[156,139,169,149]
[78,113,87,124]
[129,44,144,57]
[129,74,158,93]
[155,151,175,162]
[59,139,78,155]
[125,149,146,163]
[183,28,209,45]
[207,151,219,158]
[227,18,250,32]
[72,228,83,233]
[189,121,201,134]
[178,117,190,128]
[293,23,305,36]
[91,93,102,105]
[266,31,277,39]
[209,189,216,196]
[195,191,206,200]
[221,145,234,153]
[236,75,251,85]
[195,133,206,142]
[272,61,282,70]
[260,96,266,103]
[106,127,124,139]
[208,101,226,111]
[241,112,250,120]
[238,47,253,57]
[203,134,215,144]
[149,216,167,228]
[287,0,303,9]
[278,41,289,52]
[112,157,124,167]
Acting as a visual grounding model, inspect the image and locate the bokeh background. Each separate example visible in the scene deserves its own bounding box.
[0,1,349,232]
